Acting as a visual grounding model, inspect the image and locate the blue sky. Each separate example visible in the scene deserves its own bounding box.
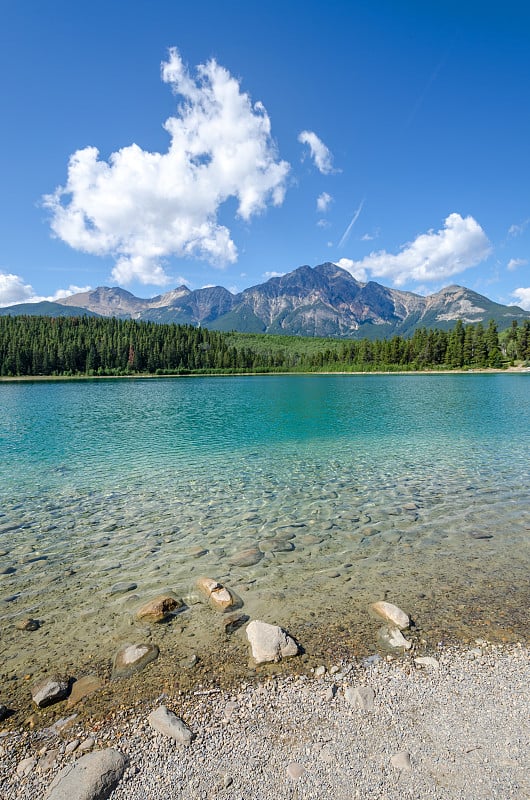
[1,0,529,309]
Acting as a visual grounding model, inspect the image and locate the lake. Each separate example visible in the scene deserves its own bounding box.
[1,374,529,708]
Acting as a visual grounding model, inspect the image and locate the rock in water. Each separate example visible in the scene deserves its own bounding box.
[45,748,126,800]
[229,548,263,567]
[112,643,159,679]
[371,601,410,629]
[148,705,193,745]
[196,576,241,612]
[377,625,412,652]
[32,676,70,708]
[136,594,183,623]
[246,620,299,664]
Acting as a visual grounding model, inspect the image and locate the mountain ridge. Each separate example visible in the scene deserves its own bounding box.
[2,263,527,338]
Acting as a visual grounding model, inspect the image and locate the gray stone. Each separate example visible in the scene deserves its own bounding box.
[32,675,70,708]
[390,751,412,771]
[148,705,193,745]
[17,756,37,777]
[414,656,440,669]
[344,685,375,711]
[229,547,263,567]
[246,620,300,664]
[287,762,305,780]
[110,582,137,595]
[15,617,40,631]
[0,703,8,720]
[112,643,159,679]
[45,748,127,800]
[136,594,182,622]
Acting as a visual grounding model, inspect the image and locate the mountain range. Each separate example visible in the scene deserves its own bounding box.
[1,262,527,339]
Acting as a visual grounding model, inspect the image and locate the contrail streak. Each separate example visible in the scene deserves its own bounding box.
[338,199,365,248]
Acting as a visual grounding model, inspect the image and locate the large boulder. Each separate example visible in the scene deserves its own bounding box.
[45,748,126,800]
[246,620,299,664]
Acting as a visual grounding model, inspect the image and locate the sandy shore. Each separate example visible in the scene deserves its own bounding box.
[2,641,528,800]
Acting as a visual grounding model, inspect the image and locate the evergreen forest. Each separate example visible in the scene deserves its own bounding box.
[0,315,529,377]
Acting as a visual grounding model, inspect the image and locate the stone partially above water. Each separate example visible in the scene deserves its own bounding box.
[196,577,241,612]
[371,601,410,629]
[112,643,159,679]
[246,620,300,664]
[32,676,70,708]
[15,617,41,631]
[136,594,183,623]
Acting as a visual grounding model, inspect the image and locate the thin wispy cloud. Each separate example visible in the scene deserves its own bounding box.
[338,200,365,248]
[298,131,337,174]
[507,258,527,271]
[508,218,530,237]
[43,48,290,286]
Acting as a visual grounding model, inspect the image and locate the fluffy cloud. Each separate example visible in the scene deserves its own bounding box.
[339,214,491,287]
[43,48,290,286]
[512,287,530,310]
[507,258,527,271]
[334,258,368,282]
[263,270,285,278]
[298,131,336,174]
[0,273,91,307]
[317,192,332,213]
[0,272,34,306]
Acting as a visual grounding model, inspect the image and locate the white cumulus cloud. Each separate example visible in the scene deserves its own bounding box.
[507,258,527,271]
[317,192,333,213]
[334,258,368,282]
[43,48,290,286]
[339,214,491,287]
[263,271,285,278]
[512,287,530,310]
[0,273,91,307]
[0,272,34,306]
[298,131,336,174]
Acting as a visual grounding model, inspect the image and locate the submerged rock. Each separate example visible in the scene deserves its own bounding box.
[45,748,126,800]
[377,625,412,652]
[371,601,410,629]
[136,594,183,622]
[15,617,41,631]
[112,643,159,679]
[32,676,70,708]
[246,620,300,664]
[66,675,104,709]
[229,548,263,567]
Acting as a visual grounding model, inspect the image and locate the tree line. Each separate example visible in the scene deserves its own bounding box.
[0,314,529,377]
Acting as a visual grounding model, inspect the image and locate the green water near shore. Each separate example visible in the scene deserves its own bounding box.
[1,374,529,715]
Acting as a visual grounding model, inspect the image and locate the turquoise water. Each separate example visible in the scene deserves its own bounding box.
[1,374,529,698]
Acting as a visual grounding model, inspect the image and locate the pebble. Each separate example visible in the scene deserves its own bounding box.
[148,705,193,745]
[371,601,410,629]
[16,756,37,778]
[112,643,160,679]
[15,617,40,631]
[246,620,300,664]
[31,675,70,708]
[136,594,183,623]
[287,762,305,780]
[45,748,127,800]
[344,685,375,711]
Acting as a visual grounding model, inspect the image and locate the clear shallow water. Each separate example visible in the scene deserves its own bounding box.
[1,374,529,706]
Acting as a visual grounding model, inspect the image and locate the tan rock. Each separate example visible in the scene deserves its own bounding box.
[66,674,104,709]
[195,577,241,612]
[371,601,410,629]
[136,594,182,623]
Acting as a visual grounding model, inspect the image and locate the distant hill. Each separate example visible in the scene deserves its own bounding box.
[0,301,99,318]
[3,263,527,338]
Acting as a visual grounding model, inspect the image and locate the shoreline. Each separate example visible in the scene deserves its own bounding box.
[2,640,528,799]
[0,364,529,382]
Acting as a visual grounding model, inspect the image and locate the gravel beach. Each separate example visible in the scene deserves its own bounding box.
[2,641,528,800]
